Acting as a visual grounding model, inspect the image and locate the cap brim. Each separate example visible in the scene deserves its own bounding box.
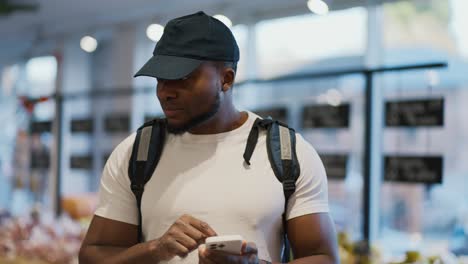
[134,55,203,80]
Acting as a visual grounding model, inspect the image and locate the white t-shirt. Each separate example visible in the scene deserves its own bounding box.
[95,111,329,263]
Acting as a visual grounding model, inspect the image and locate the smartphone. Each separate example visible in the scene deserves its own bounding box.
[205,235,244,254]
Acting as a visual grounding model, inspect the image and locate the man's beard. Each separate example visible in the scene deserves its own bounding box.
[166,91,221,135]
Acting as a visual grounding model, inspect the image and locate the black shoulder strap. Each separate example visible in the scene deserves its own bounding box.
[243,118,273,165]
[267,120,300,263]
[128,118,167,242]
[243,117,300,262]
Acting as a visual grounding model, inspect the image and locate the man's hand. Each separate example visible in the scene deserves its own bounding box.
[198,241,260,264]
[150,214,217,262]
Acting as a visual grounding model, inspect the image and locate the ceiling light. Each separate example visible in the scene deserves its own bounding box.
[80,36,98,53]
[146,23,164,42]
[307,0,329,15]
[326,89,342,106]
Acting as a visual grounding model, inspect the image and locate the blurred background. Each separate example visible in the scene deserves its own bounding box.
[0,0,467,263]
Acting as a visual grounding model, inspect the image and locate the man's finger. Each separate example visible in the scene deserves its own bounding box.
[181,223,208,244]
[187,216,217,237]
[168,240,190,258]
[241,241,258,255]
[198,244,208,257]
[198,245,217,264]
[173,232,199,251]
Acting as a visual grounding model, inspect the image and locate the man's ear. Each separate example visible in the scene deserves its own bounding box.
[222,67,235,92]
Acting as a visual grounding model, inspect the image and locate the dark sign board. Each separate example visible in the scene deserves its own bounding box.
[385,98,444,127]
[30,150,50,169]
[71,119,94,133]
[320,154,348,180]
[30,121,52,133]
[254,107,288,124]
[302,104,350,129]
[70,155,93,170]
[384,156,443,184]
[104,114,130,133]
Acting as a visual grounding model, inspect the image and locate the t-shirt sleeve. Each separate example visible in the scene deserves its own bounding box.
[94,133,139,225]
[286,134,329,220]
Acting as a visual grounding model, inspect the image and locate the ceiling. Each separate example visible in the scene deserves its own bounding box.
[0,0,383,63]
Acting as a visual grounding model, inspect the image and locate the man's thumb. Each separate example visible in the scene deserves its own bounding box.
[242,241,258,254]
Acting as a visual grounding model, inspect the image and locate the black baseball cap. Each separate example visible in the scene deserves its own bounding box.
[134,11,239,80]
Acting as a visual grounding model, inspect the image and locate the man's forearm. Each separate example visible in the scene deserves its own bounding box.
[79,240,159,264]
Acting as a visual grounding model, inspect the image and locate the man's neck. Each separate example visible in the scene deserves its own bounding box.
[188,107,248,135]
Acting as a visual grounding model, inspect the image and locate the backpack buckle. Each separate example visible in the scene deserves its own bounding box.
[283,179,296,192]
[257,119,273,129]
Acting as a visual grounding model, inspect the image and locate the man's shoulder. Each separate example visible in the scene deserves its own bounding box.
[294,133,322,164]
[117,132,137,153]
[107,132,137,166]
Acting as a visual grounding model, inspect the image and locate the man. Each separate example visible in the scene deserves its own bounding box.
[79,11,339,264]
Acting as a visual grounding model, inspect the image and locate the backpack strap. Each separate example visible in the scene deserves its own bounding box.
[243,117,301,262]
[128,118,167,242]
[268,120,300,262]
[243,118,273,165]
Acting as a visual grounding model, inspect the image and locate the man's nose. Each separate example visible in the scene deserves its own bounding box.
[157,80,178,100]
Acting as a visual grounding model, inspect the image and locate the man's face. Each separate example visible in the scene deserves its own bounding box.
[156,62,222,134]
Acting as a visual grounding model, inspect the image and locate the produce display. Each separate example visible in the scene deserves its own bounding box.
[338,231,382,264]
[338,232,466,264]
[1,206,466,264]
[0,207,86,264]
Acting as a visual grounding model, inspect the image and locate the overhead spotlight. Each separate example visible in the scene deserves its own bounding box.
[426,70,440,87]
[80,36,98,53]
[307,0,329,15]
[326,89,342,106]
[213,14,233,28]
[146,23,164,42]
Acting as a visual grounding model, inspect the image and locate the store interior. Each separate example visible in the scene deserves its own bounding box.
[1,0,468,263]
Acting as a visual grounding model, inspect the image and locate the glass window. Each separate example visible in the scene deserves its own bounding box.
[378,0,468,260]
[3,56,57,215]
[299,74,365,241]
[1,64,19,97]
[24,56,57,97]
[231,24,248,82]
[450,0,468,59]
[0,65,20,210]
[255,8,367,79]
